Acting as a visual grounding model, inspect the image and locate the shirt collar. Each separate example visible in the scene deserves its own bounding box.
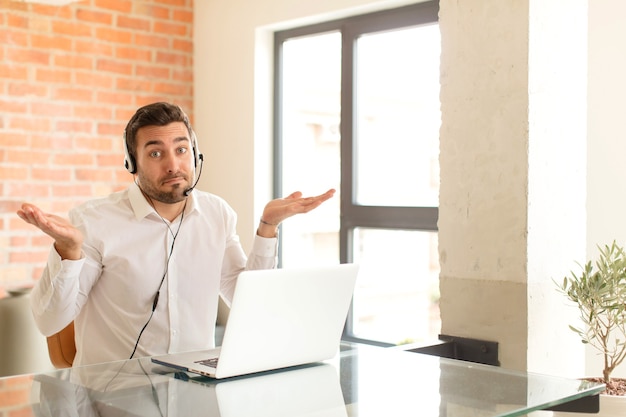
[129,182,198,221]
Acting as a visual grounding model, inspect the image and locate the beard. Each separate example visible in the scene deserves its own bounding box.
[136,171,190,204]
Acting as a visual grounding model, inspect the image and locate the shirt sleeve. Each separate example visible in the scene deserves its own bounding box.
[29,247,85,336]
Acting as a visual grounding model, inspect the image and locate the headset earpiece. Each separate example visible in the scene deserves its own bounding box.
[190,130,203,169]
[123,130,137,174]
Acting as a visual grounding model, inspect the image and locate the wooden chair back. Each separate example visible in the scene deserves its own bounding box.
[46,322,76,368]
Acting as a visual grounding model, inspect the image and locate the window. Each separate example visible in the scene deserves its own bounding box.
[274,2,440,346]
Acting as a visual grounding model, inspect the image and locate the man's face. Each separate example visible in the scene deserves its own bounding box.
[134,122,194,204]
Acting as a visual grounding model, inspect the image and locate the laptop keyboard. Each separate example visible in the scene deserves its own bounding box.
[195,357,219,368]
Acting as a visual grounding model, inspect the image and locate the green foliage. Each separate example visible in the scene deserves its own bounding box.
[557,241,626,384]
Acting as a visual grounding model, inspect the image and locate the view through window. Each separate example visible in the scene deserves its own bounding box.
[275,3,440,346]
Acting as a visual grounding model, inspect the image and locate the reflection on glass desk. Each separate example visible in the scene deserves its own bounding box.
[4,343,604,417]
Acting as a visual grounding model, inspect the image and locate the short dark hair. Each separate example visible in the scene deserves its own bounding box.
[124,102,193,167]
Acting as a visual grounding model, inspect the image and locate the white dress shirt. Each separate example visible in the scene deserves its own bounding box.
[30,183,277,366]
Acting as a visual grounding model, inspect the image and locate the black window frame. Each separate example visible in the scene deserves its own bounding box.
[274,1,440,346]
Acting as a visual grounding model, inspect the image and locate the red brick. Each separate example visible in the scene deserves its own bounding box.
[6,47,50,65]
[116,46,152,62]
[95,26,133,44]
[73,105,115,120]
[172,68,193,83]
[0,100,28,113]
[31,168,72,182]
[172,38,192,53]
[32,4,74,19]
[0,28,29,47]
[51,199,84,213]
[97,153,124,167]
[53,87,94,103]
[11,235,29,247]
[0,199,23,213]
[31,101,71,117]
[96,90,136,105]
[7,82,48,97]
[4,150,50,165]
[5,183,50,198]
[155,0,189,7]
[53,153,95,166]
[10,250,48,264]
[117,15,151,32]
[54,54,93,70]
[153,20,188,37]
[6,14,29,29]
[52,184,93,197]
[172,9,193,24]
[96,123,124,137]
[75,71,115,89]
[75,39,114,57]
[35,68,73,84]
[95,0,132,13]
[54,119,93,133]
[75,136,116,152]
[96,58,133,75]
[0,130,30,152]
[0,166,26,180]
[75,8,113,25]
[154,81,190,95]
[33,235,54,247]
[28,16,53,32]
[52,20,93,37]
[9,116,52,131]
[75,168,115,182]
[136,4,171,19]
[0,65,28,80]
[134,33,170,49]
[31,33,73,51]
[156,51,190,66]
[31,135,73,150]
[116,76,152,92]
[136,65,170,79]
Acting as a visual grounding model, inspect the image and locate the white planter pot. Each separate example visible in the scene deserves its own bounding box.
[552,394,626,417]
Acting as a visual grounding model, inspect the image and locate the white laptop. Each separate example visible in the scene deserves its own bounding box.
[151,263,359,379]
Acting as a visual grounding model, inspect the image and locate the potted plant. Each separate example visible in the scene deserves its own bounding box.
[555,241,626,416]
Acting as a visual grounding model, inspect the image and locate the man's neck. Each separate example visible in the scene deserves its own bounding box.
[152,199,187,222]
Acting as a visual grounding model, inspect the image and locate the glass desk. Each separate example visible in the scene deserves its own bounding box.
[0,343,605,417]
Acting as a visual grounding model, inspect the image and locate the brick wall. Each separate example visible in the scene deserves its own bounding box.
[0,375,33,416]
[0,0,194,297]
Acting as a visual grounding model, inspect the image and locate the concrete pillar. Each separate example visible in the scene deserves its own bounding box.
[438,0,587,376]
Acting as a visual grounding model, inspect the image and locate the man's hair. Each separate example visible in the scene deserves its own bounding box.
[124,102,193,165]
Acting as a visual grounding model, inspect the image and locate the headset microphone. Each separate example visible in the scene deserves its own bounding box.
[183,153,204,196]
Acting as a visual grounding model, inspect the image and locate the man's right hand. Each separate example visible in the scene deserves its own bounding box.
[17,203,83,260]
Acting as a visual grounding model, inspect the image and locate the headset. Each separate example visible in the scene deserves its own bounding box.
[123,129,203,175]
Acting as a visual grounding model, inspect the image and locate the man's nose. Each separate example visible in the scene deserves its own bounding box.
[163,152,179,172]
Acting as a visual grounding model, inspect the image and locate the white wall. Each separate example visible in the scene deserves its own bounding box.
[586,0,626,378]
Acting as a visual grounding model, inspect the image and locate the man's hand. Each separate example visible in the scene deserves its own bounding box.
[257,189,336,238]
[17,203,83,260]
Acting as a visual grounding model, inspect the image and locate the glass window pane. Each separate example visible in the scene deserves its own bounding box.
[352,228,440,345]
[280,32,342,267]
[355,25,441,207]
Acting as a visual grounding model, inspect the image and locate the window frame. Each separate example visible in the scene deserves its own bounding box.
[274,1,440,346]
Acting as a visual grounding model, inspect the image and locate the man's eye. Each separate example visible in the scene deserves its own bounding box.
[150,151,161,158]
[177,147,188,155]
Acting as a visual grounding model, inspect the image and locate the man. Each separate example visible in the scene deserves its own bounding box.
[17,102,335,366]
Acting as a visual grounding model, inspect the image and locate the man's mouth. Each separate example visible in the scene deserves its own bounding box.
[162,176,186,186]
